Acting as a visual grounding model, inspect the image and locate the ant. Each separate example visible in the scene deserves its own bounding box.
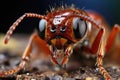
[0,6,120,80]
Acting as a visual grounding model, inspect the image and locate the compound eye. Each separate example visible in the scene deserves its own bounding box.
[39,19,47,39]
[72,18,87,39]
[39,19,47,32]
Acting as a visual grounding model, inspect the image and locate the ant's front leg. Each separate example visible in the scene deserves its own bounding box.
[96,38,111,80]
[94,28,111,80]
[0,33,52,77]
[83,28,111,80]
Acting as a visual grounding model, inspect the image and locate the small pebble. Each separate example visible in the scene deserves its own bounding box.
[0,54,5,60]
[85,77,98,80]
[85,77,92,80]
[26,73,30,76]
[50,75,63,80]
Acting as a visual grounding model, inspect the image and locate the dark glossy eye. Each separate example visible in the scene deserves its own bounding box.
[60,26,66,32]
[39,19,47,39]
[72,18,87,39]
[50,26,56,33]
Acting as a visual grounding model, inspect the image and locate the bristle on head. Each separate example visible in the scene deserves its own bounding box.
[47,4,76,14]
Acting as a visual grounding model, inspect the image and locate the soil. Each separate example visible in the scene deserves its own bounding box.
[0,50,120,80]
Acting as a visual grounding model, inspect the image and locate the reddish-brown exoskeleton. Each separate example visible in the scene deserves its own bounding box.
[0,6,120,80]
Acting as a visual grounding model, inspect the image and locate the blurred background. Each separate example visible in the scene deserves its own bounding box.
[0,0,120,33]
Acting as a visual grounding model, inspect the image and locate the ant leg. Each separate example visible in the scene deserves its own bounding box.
[0,33,52,77]
[83,28,111,80]
[96,41,111,80]
[105,24,120,53]
[94,29,111,80]
[83,28,104,54]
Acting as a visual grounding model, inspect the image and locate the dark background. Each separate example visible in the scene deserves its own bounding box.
[0,0,120,34]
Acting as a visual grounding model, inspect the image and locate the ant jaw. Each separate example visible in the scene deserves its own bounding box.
[50,37,68,50]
